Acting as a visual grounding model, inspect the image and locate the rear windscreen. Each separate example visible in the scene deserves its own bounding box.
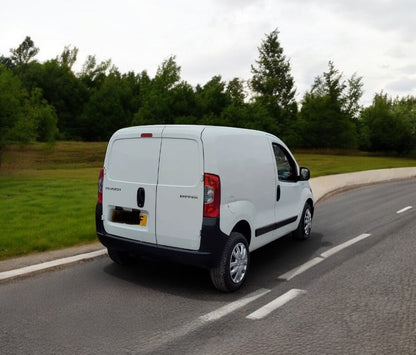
[107,138,161,184]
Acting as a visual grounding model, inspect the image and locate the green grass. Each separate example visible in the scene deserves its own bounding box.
[0,169,99,259]
[0,142,106,260]
[0,142,415,260]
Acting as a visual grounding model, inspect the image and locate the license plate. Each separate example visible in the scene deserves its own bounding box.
[139,214,147,226]
[112,209,147,226]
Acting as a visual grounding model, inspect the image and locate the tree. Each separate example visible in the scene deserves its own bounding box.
[360,93,416,154]
[79,70,143,141]
[79,55,115,89]
[19,59,88,139]
[10,36,39,65]
[345,73,364,121]
[299,93,356,148]
[171,81,197,123]
[226,78,246,106]
[58,45,79,70]
[0,55,13,69]
[28,88,58,142]
[154,56,180,90]
[0,65,58,166]
[195,75,230,119]
[133,56,182,126]
[250,28,297,137]
[0,65,37,145]
[298,61,363,149]
[311,61,363,120]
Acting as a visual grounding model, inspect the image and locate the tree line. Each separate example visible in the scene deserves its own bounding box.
[1,31,416,157]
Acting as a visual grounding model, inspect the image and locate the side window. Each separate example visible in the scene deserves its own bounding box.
[272,143,296,182]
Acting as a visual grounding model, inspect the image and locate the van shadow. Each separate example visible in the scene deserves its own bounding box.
[248,232,329,287]
[102,232,330,300]
[103,257,222,300]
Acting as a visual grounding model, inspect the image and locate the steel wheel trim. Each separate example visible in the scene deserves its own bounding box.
[229,242,248,284]
[304,208,312,236]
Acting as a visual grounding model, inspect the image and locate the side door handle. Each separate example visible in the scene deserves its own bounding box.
[276,185,281,202]
[137,187,145,208]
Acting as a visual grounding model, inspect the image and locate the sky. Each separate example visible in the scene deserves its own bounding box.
[1,0,416,105]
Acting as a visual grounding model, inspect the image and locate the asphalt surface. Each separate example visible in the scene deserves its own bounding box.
[1,178,415,354]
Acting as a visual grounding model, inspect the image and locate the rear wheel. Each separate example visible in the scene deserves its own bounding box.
[107,248,135,265]
[293,203,313,240]
[210,232,249,292]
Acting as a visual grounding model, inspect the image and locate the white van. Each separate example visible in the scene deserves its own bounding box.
[96,125,313,291]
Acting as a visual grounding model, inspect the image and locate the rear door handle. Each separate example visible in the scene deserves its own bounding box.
[137,187,145,208]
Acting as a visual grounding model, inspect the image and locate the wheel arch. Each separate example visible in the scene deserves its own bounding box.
[306,198,314,216]
[231,220,251,247]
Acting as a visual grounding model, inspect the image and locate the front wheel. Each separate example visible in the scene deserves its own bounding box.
[293,203,313,240]
[210,232,249,292]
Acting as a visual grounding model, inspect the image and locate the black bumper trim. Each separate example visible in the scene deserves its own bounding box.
[96,204,228,269]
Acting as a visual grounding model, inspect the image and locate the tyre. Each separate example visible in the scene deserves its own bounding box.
[210,232,249,292]
[107,248,134,265]
[292,203,313,240]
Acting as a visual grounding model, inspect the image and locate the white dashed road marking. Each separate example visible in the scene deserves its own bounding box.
[320,233,372,258]
[277,257,324,281]
[247,289,307,320]
[278,233,372,281]
[397,206,412,214]
[139,288,270,353]
[199,288,270,322]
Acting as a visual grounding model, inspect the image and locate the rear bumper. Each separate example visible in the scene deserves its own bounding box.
[96,203,228,269]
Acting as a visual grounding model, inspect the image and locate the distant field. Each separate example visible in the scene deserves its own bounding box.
[1,141,107,174]
[1,141,416,260]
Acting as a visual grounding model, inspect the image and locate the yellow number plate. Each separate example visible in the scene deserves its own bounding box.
[139,214,147,226]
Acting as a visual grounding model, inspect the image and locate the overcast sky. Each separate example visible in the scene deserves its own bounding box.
[2,0,416,105]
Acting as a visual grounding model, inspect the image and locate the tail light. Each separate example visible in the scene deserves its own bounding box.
[204,173,221,218]
[97,168,104,203]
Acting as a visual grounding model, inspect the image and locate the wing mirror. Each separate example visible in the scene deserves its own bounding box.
[299,167,310,181]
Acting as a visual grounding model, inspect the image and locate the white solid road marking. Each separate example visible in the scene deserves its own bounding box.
[0,249,107,281]
[278,233,372,281]
[397,206,413,214]
[246,289,307,320]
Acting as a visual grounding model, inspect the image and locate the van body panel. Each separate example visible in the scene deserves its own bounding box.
[201,127,278,246]
[221,200,256,240]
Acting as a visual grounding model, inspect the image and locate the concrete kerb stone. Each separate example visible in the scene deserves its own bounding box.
[311,167,416,204]
[1,167,416,282]
[0,242,106,280]
[0,249,107,283]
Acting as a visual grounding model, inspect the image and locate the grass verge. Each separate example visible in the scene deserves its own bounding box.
[0,169,99,259]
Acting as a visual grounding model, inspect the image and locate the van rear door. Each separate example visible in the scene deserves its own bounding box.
[103,126,163,244]
[155,126,204,250]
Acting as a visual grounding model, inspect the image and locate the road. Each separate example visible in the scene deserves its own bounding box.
[1,179,416,354]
